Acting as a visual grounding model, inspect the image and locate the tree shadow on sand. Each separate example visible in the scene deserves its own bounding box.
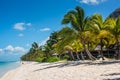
[103,78,120,80]
[86,60,120,66]
[102,73,120,76]
[33,61,82,72]
[34,62,64,66]
[102,73,120,80]
[33,60,120,72]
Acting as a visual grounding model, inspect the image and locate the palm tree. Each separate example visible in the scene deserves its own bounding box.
[64,45,75,60]
[43,32,58,58]
[64,39,84,60]
[32,42,39,49]
[71,39,83,60]
[114,16,120,59]
[53,27,77,60]
[62,6,88,32]
[30,42,39,53]
[47,32,58,50]
[43,44,54,58]
[106,17,120,59]
[62,6,96,60]
[21,42,45,61]
[89,14,114,60]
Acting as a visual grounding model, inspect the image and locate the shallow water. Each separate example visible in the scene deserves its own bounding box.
[0,61,20,77]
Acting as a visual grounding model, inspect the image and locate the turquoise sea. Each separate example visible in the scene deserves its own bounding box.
[0,61,20,77]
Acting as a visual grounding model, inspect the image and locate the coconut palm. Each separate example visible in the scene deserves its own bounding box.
[105,17,120,59]
[102,18,116,51]
[62,6,85,31]
[71,39,84,60]
[63,39,84,60]
[53,27,77,60]
[113,16,120,59]
[32,42,39,50]
[89,14,114,60]
[46,32,58,50]
[64,45,75,60]
[43,32,58,58]
[62,6,96,60]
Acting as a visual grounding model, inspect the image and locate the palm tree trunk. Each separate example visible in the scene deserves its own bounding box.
[118,44,120,60]
[76,52,80,60]
[86,48,96,60]
[81,52,85,60]
[106,47,110,58]
[115,37,120,59]
[83,43,96,60]
[69,51,75,60]
[107,41,110,58]
[100,38,105,60]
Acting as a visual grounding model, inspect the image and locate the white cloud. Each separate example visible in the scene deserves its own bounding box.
[5,45,14,52]
[39,37,49,46]
[77,0,106,5]
[0,45,26,54]
[14,23,25,31]
[40,28,50,31]
[18,33,24,37]
[14,47,25,52]
[13,22,32,31]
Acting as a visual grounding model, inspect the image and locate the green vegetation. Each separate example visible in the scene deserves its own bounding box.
[21,42,45,61]
[35,57,44,62]
[21,6,120,62]
[63,55,70,60]
[46,56,60,62]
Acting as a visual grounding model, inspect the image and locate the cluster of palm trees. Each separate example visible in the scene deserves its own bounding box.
[54,6,120,60]
[21,42,45,61]
[21,6,120,61]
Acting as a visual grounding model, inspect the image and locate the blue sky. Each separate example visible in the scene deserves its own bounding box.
[0,0,120,61]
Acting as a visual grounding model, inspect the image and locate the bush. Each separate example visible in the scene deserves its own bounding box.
[46,56,60,62]
[35,57,44,62]
[63,55,70,60]
[42,57,47,62]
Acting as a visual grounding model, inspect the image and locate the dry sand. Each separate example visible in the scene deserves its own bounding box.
[0,60,120,80]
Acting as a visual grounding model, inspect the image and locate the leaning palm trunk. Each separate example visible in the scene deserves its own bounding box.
[83,44,96,60]
[86,48,96,60]
[69,51,75,60]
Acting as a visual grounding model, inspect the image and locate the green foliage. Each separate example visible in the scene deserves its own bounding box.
[63,55,70,60]
[62,6,85,32]
[53,27,77,54]
[35,57,44,62]
[43,32,58,57]
[21,42,45,61]
[41,58,47,62]
[46,56,60,62]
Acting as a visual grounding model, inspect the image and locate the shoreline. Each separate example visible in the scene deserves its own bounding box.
[0,61,20,78]
[0,60,120,80]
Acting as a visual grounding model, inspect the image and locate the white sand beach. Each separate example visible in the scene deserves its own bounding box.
[0,60,120,80]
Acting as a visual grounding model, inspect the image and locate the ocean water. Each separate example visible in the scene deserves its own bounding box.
[0,61,20,77]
